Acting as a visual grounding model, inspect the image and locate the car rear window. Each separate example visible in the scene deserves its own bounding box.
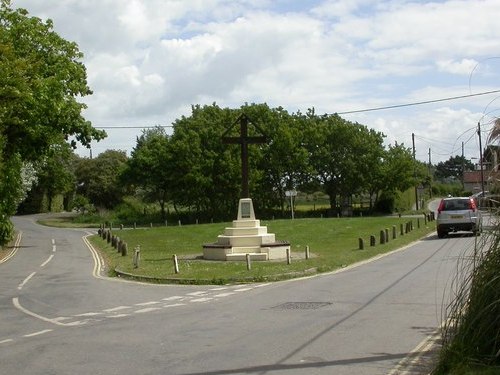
[441,199,470,211]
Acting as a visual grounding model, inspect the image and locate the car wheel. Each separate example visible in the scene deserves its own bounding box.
[437,229,446,238]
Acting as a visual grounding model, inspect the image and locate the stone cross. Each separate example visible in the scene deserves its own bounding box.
[222,114,266,198]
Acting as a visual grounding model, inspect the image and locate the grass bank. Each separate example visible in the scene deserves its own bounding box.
[88,216,435,284]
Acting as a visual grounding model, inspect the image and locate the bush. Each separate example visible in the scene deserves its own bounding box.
[0,216,14,246]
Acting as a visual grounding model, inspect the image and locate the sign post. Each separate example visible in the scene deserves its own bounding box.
[285,190,297,220]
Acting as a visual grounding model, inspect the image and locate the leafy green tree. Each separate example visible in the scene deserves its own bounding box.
[74,150,128,209]
[168,104,240,219]
[0,1,105,244]
[124,127,173,219]
[247,105,310,215]
[304,113,385,212]
[32,142,76,211]
[367,144,417,207]
[435,155,474,182]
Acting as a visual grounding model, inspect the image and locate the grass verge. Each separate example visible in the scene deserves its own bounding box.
[87,216,435,284]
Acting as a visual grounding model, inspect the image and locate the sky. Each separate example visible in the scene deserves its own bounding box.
[13,0,500,164]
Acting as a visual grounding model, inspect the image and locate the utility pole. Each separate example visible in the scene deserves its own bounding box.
[412,133,419,210]
[478,122,485,195]
[461,142,465,189]
[428,148,432,198]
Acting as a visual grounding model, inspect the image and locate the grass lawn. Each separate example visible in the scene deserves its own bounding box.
[88,216,436,284]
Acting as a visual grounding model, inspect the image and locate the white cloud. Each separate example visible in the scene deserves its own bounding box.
[12,0,500,162]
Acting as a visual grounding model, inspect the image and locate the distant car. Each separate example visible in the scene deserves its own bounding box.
[436,197,482,238]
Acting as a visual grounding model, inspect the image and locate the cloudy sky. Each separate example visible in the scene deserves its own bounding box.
[14,0,500,163]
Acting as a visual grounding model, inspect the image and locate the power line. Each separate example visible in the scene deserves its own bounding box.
[92,89,500,130]
[95,125,173,129]
[336,89,500,115]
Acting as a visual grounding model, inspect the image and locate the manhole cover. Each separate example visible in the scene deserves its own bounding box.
[271,302,332,310]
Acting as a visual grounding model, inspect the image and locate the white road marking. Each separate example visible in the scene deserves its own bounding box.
[13,298,79,327]
[234,287,253,292]
[74,312,102,317]
[18,272,36,290]
[0,231,22,264]
[53,316,72,322]
[134,307,161,314]
[163,303,186,308]
[40,254,54,267]
[23,330,53,338]
[0,339,14,344]
[254,283,271,288]
[162,296,184,301]
[103,306,131,312]
[213,292,235,298]
[106,314,129,319]
[209,287,229,291]
[52,239,55,245]
[186,291,207,296]
[190,297,213,303]
[135,301,161,306]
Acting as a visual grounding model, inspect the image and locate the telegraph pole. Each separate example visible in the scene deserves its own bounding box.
[428,148,432,198]
[478,122,485,195]
[412,133,419,210]
[461,142,465,189]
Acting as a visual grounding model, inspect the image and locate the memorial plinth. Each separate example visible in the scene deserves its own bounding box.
[203,198,290,261]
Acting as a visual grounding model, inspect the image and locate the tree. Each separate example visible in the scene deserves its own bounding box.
[0,1,105,244]
[124,127,173,219]
[247,105,310,215]
[304,113,385,212]
[435,155,474,182]
[74,150,128,209]
[168,104,240,219]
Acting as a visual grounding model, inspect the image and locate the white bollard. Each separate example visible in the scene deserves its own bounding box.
[305,245,310,260]
[133,245,141,268]
[246,254,251,270]
[173,254,179,274]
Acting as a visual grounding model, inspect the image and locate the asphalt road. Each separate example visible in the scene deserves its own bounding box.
[0,213,486,375]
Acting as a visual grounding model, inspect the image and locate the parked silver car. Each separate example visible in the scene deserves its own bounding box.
[436,197,481,238]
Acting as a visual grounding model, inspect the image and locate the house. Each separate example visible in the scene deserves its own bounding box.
[463,145,500,192]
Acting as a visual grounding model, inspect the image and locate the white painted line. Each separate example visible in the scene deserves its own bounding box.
[134,307,161,314]
[253,283,271,288]
[103,306,131,313]
[163,303,186,308]
[0,231,22,264]
[52,239,55,245]
[162,296,184,301]
[234,287,253,292]
[24,329,53,338]
[0,339,14,344]
[18,272,36,290]
[213,292,236,298]
[190,297,213,303]
[40,254,54,268]
[13,298,75,327]
[135,301,161,306]
[83,235,104,278]
[209,287,229,291]
[106,314,129,319]
[64,320,87,327]
[52,246,56,252]
[53,316,72,322]
[387,328,441,375]
[186,291,207,296]
[74,312,102,317]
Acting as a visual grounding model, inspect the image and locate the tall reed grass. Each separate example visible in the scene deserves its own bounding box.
[435,216,500,374]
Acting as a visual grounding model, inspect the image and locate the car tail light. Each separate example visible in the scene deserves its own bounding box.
[437,199,445,214]
[469,198,477,212]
